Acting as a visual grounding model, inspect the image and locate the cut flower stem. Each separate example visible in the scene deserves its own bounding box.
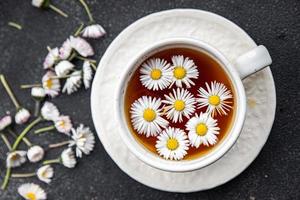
[0,133,12,151]
[49,140,71,148]
[11,173,35,178]
[7,128,32,147]
[20,83,42,89]
[0,74,21,109]
[78,0,94,22]
[48,4,68,18]
[8,22,22,30]
[43,158,61,165]
[34,125,55,134]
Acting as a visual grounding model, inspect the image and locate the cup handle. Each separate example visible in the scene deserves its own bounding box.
[234,45,272,79]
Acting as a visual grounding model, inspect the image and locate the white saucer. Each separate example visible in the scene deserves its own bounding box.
[91,9,276,192]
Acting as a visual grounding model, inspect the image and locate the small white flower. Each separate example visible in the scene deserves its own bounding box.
[55,60,75,77]
[0,115,12,131]
[15,108,31,125]
[130,96,169,137]
[69,124,95,158]
[82,61,93,89]
[170,55,199,88]
[61,148,76,168]
[197,81,233,117]
[31,0,44,8]
[81,24,106,39]
[62,70,82,94]
[140,58,172,91]
[43,47,59,69]
[186,112,220,148]
[18,183,47,200]
[31,87,46,100]
[42,71,61,98]
[6,151,27,168]
[156,127,189,160]
[70,36,94,57]
[162,88,196,123]
[27,145,44,163]
[54,115,72,135]
[37,165,54,184]
[41,101,60,121]
[59,38,72,59]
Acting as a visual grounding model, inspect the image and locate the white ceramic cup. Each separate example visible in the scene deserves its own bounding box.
[116,38,272,172]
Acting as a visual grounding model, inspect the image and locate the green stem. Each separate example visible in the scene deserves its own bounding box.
[76,55,96,63]
[78,0,94,22]
[8,22,22,30]
[34,125,55,134]
[48,4,68,18]
[20,83,42,89]
[7,128,32,147]
[68,51,77,61]
[12,117,42,150]
[34,101,41,117]
[90,62,97,71]
[49,140,71,148]
[0,74,21,109]
[43,158,60,165]
[11,173,35,178]
[74,23,84,36]
[0,133,12,151]
[1,167,11,190]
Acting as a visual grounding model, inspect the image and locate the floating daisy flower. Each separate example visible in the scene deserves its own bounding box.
[130,96,169,137]
[42,71,61,98]
[170,55,199,88]
[43,47,59,69]
[0,115,12,131]
[70,36,94,57]
[62,70,82,94]
[69,124,95,158]
[55,60,75,77]
[82,61,93,89]
[37,165,54,184]
[6,151,27,168]
[40,101,60,121]
[15,108,31,125]
[197,81,233,117]
[18,183,47,200]
[81,24,106,39]
[140,58,172,91]
[186,112,220,148]
[156,127,189,160]
[59,38,72,59]
[162,88,196,123]
[27,145,45,163]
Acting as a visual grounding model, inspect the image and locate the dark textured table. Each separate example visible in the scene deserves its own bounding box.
[0,0,299,199]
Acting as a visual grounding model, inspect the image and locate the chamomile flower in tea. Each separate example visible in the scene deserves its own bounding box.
[130,96,169,137]
[170,55,199,88]
[162,88,196,123]
[140,58,172,90]
[197,81,233,117]
[186,112,220,148]
[156,127,189,160]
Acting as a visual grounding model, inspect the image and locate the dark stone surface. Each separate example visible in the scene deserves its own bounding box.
[0,0,299,199]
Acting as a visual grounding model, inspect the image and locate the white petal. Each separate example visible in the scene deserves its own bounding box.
[15,108,31,125]
[62,71,82,95]
[0,115,12,131]
[82,61,93,89]
[18,183,47,200]
[37,165,54,184]
[81,24,106,39]
[27,145,44,163]
[70,36,94,57]
[55,60,75,77]
[41,101,60,121]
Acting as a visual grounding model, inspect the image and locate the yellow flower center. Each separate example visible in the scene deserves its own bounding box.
[58,120,65,128]
[45,79,53,89]
[173,66,186,79]
[11,153,20,161]
[209,95,221,106]
[143,108,156,122]
[166,138,179,150]
[173,100,185,111]
[150,69,162,80]
[26,192,36,200]
[196,123,208,136]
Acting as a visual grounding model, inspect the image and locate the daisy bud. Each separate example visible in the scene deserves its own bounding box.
[18,183,47,200]
[31,87,46,100]
[15,108,31,125]
[31,0,44,7]
[37,165,54,184]
[42,71,61,98]
[27,145,45,163]
[82,61,93,89]
[81,24,106,39]
[54,115,72,135]
[61,148,76,168]
[43,47,60,69]
[6,151,27,168]
[70,36,94,57]
[69,124,95,158]
[59,38,72,59]
[0,115,12,131]
[62,70,82,95]
[55,60,75,77]
[41,101,60,121]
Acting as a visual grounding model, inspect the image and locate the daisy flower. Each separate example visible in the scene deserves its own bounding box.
[43,47,59,69]
[18,183,46,200]
[40,101,60,121]
[32,0,68,18]
[43,148,77,168]
[54,115,73,135]
[0,115,12,131]
[54,60,75,77]
[42,71,61,98]
[82,61,93,89]
[69,124,95,158]
[62,70,82,94]
[27,145,45,163]
[6,151,27,168]
[140,58,172,91]
[59,38,72,59]
[15,108,31,125]
[130,96,169,137]
[170,55,199,88]
[156,127,189,160]
[70,36,94,57]
[81,24,106,39]
[197,81,233,117]
[162,88,196,123]
[185,112,220,148]
[37,165,54,184]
